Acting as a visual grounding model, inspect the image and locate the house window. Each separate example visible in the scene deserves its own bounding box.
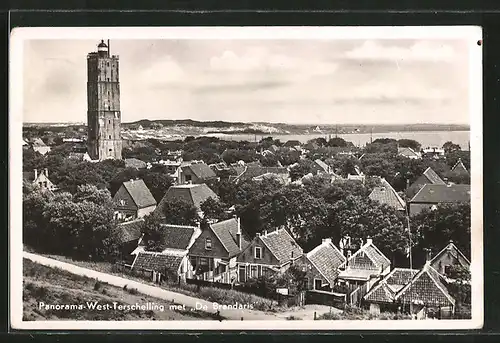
[200,258,208,266]
[119,200,125,206]
[109,120,111,124]
[314,279,323,290]
[43,181,47,187]
[444,265,452,276]
[109,149,112,152]
[38,182,42,187]
[205,238,212,250]
[185,174,192,182]
[109,135,111,139]
[251,266,258,278]
[254,247,262,259]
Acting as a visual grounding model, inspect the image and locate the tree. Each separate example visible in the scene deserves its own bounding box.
[160,198,199,226]
[22,149,44,172]
[141,170,174,203]
[289,159,315,181]
[327,137,349,147]
[200,197,232,222]
[398,139,421,152]
[443,141,461,154]
[141,212,167,252]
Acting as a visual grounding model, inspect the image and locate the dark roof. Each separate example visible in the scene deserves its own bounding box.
[132,252,184,274]
[114,219,145,244]
[98,40,108,48]
[430,242,471,269]
[346,240,391,271]
[364,268,418,303]
[122,179,157,208]
[422,167,446,185]
[284,140,301,147]
[368,179,406,210]
[124,158,147,169]
[210,218,251,258]
[410,184,471,204]
[182,163,217,180]
[260,229,303,265]
[307,240,346,285]
[157,184,219,212]
[157,224,198,250]
[395,263,455,307]
[451,159,469,175]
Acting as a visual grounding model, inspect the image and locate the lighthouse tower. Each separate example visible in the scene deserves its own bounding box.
[87,39,122,160]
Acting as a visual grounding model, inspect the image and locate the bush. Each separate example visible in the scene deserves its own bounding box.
[94,280,102,291]
[286,315,303,320]
[318,305,411,320]
[126,287,139,295]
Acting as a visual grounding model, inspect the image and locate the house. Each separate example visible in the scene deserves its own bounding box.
[394,262,456,319]
[236,228,303,283]
[178,162,218,185]
[313,159,333,174]
[155,183,219,216]
[113,179,157,222]
[31,138,51,155]
[429,241,470,280]
[22,139,29,149]
[368,178,406,211]
[406,167,446,199]
[296,238,347,292]
[124,158,147,169]
[284,140,302,150]
[422,147,445,159]
[131,223,202,282]
[231,166,289,183]
[23,168,57,192]
[408,184,471,215]
[338,238,391,290]
[111,218,145,264]
[363,267,418,314]
[398,147,421,159]
[188,217,251,283]
[68,151,93,162]
[451,158,469,176]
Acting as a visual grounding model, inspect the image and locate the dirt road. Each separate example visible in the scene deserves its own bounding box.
[23,252,338,321]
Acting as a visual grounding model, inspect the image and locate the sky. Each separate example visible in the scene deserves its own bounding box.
[22,38,471,125]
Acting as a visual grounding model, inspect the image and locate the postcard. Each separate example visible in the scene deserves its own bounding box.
[10,26,483,330]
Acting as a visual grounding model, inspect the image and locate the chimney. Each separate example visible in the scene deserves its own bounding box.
[236,217,242,250]
[44,168,48,177]
[256,233,260,237]
[322,238,332,245]
[34,168,38,180]
[366,237,372,245]
[425,248,432,263]
[264,230,268,236]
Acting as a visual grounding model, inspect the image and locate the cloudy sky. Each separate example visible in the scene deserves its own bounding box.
[23,38,470,125]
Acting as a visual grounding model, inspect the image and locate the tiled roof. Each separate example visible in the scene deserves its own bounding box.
[422,167,446,185]
[307,241,346,285]
[132,252,184,274]
[182,163,217,180]
[260,229,303,265]
[122,179,157,208]
[157,224,198,250]
[114,219,145,244]
[314,159,330,173]
[395,263,455,307]
[237,166,289,181]
[210,218,251,258]
[410,184,471,204]
[346,240,391,272]
[124,158,147,169]
[338,268,376,281]
[369,178,406,211]
[429,242,471,269]
[157,183,219,212]
[398,147,420,157]
[451,159,469,175]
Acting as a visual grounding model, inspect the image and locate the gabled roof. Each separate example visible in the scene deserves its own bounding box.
[182,163,217,180]
[451,158,469,175]
[364,268,418,304]
[114,218,145,244]
[31,138,47,147]
[121,179,157,208]
[306,240,346,285]
[132,252,184,274]
[422,167,446,185]
[259,229,303,265]
[314,159,330,173]
[368,178,406,211]
[398,147,420,158]
[284,140,301,147]
[156,224,199,250]
[345,240,391,272]
[430,242,471,269]
[234,166,289,182]
[157,183,219,212]
[124,158,147,169]
[210,218,251,258]
[410,184,471,204]
[253,172,289,184]
[394,263,455,307]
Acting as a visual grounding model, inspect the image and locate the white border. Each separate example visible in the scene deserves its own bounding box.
[10,26,483,331]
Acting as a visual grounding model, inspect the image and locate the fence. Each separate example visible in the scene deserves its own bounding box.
[306,290,346,309]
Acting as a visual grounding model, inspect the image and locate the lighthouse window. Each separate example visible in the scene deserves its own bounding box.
[107,62,110,67]
[108,120,111,124]
[108,135,111,139]
[109,149,112,152]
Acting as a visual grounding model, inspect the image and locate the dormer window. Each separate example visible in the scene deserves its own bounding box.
[254,246,262,259]
[205,238,212,250]
[119,200,125,206]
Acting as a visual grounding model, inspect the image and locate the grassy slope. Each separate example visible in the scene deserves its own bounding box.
[23,259,215,321]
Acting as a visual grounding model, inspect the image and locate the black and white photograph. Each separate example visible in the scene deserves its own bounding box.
[10,26,483,330]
